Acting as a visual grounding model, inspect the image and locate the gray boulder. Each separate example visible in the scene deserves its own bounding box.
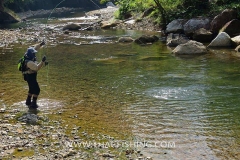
[172,40,207,55]
[193,28,213,43]
[183,18,211,37]
[166,19,187,34]
[63,23,81,31]
[231,35,240,46]
[210,9,237,34]
[220,19,240,37]
[208,32,232,48]
[166,33,189,47]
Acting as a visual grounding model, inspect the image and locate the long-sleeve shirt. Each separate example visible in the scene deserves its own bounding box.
[24,43,44,74]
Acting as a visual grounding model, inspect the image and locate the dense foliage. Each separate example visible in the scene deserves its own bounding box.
[100,0,240,27]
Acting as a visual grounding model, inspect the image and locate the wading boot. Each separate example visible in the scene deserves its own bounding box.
[25,96,32,106]
[30,101,39,109]
[29,96,39,109]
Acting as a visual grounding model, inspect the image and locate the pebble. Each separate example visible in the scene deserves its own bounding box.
[0,108,5,113]
[1,131,7,135]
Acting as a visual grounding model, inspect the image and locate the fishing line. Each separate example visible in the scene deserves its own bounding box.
[42,0,102,110]
[89,0,101,9]
[43,0,67,85]
[39,0,66,112]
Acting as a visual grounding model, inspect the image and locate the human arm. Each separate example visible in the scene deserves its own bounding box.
[32,41,45,51]
[26,56,46,72]
[27,61,44,72]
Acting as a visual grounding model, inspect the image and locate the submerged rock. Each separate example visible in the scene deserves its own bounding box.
[63,23,81,31]
[134,35,159,45]
[172,40,207,55]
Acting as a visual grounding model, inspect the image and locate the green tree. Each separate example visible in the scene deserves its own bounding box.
[152,0,167,29]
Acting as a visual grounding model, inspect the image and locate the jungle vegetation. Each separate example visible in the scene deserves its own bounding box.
[101,0,240,29]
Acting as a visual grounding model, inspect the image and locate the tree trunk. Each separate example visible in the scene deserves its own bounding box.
[153,0,168,30]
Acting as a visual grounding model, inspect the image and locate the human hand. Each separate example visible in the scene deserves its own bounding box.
[42,55,46,62]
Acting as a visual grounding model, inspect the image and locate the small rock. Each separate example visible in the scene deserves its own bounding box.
[0,108,5,113]
[1,131,7,135]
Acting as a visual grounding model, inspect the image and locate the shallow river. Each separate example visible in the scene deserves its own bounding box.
[0,11,240,159]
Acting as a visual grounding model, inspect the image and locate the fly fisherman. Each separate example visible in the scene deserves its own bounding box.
[23,41,47,109]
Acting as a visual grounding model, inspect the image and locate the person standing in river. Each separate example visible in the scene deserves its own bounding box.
[22,41,47,109]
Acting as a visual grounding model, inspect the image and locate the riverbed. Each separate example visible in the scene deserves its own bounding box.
[0,10,240,160]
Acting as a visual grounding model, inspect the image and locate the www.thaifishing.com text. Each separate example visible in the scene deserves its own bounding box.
[63,140,176,149]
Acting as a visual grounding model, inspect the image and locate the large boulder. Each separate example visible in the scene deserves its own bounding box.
[231,35,240,46]
[166,19,187,34]
[208,32,232,48]
[63,23,81,31]
[166,33,189,47]
[193,28,213,43]
[0,10,20,23]
[210,9,238,34]
[220,19,240,37]
[183,18,211,37]
[134,35,159,44]
[172,40,207,55]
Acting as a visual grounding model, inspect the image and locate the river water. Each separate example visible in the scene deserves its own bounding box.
[0,11,240,159]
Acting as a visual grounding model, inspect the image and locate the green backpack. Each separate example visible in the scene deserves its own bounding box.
[18,57,27,72]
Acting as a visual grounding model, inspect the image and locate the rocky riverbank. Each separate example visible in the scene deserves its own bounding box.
[0,100,152,160]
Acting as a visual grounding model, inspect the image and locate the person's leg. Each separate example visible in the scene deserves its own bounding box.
[27,73,40,108]
[26,93,32,106]
[31,94,39,108]
[26,74,33,106]
[30,77,40,108]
